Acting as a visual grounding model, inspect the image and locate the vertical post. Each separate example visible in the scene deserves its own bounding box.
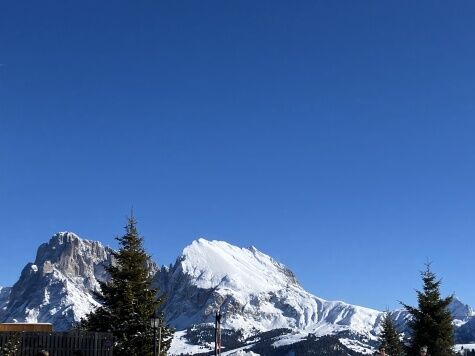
[214,312,222,356]
[214,312,217,356]
[153,325,157,356]
[218,312,221,355]
[94,332,98,356]
[158,326,162,356]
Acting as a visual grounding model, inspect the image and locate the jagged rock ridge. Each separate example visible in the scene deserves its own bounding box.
[1,233,474,354]
[0,232,112,331]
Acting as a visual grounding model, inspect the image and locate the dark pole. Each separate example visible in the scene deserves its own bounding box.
[214,312,221,356]
[158,326,162,356]
[153,324,157,356]
[214,312,218,356]
[218,312,221,355]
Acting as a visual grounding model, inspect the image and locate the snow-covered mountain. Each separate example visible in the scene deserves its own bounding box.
[0,232,112,330]
[450,297,475,326]
[155,239,387,354]
[155,239,475,355]
[157,239,382,332]
[1,233,474,355]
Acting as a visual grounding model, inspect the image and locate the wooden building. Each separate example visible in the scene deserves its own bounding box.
[0,323,53,332]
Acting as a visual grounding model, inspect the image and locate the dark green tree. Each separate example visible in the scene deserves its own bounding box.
[81,215,173,355]
[379,311,405,356]
[1,333,22,356]
[401,264,455,356]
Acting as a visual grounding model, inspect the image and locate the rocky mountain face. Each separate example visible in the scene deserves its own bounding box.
[0,232,112,331]
[450,297,475,325]
[1,233,474,355]
[155,239,383,354]
[0,287,10,311]
[155,239,475,355]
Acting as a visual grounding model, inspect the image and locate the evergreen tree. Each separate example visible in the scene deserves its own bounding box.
[1,333,22,356]
[401,264,455,356]
[81,215,173,356]
[379,312,405,356]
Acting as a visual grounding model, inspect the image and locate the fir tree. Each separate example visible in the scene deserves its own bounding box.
[1,333,22,356]
[401,264,455,356]
[379,312,405,356]
[81,215,173,356]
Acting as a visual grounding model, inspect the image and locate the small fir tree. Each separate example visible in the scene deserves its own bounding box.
[401,264,455,356]
[1,333,22,356]
[81,215,173,356]
[379,311,405,356]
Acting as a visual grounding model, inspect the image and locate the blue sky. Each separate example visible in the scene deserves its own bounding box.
[1,1,475,310]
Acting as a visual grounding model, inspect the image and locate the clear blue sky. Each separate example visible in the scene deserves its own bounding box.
[1,1,474,311]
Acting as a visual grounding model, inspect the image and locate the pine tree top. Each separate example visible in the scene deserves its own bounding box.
[81,215,174,355]
[379,312,405,356]
[401,264,455,356]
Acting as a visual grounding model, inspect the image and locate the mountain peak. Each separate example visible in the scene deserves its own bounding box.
[179,238,299,293]
[0,232,113,330]
[54,231,82,240]
[34,232,109,274]
[159,238,384,347]
[450,296,475,322]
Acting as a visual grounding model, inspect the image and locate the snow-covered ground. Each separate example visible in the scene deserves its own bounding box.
[455,344,475,352]
[169,330,214,355]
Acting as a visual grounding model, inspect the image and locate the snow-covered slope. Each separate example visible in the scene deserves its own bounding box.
[0,232,112,330]
[450,296,475,326]
[179,239,299,293]
[156,239,387,354]
[2,233,474,354]
[156,239,475,354]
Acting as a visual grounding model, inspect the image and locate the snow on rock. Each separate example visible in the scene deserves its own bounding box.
[0,286,11,311]
[180,239,298,293]
[450,296,475,326]
[158,238,383,349]
[3,234,475,354]
[0,232,113,330]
